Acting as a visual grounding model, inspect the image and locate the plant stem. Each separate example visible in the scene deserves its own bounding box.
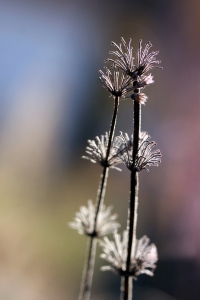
[78,237,97,300]
[78,96,119,300]
[123,101,141,300]
[94,95,119,229]
[120,276,132,300]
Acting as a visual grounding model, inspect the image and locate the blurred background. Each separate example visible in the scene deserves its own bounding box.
[0,0,199,299]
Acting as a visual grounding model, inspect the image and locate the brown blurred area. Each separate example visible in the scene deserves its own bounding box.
[0,0,200,299]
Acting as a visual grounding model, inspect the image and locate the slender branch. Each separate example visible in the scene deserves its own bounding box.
[78,237,97,300]
[94,167,109,230]
[94,96,120,228]
[123,101,141,300]
[78,168,109,300]
[120,277,132,300]
[126,101,141,268]
[106,96,120,161]
[78,96,119,300]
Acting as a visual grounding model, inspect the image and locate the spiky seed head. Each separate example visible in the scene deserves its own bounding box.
[113,131,161,171]
[100,231,158,279]
[69,200,120,237]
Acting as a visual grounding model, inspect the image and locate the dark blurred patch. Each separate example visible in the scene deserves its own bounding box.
[95,259,200,299]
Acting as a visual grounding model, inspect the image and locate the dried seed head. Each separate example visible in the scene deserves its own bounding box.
[82,132,131,171]
[99,65,132,98]
[135,132,162,171]
[130,92,148,105]
[99,231,158,279]
[135,40,162,77]
[106,37,135,77]
[106,38,161,80]
[69,200,120,237]
[115,131,161,171]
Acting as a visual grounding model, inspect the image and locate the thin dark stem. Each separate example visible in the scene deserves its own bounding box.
[120,277,132,300]
[94,167,109,230]
[123,101,141,300]
[78,96,119,300]
[94,96,119,228]
[106,96,120,161]
[78,237,97,300]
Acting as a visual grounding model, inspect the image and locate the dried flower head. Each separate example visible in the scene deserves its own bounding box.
[132,74,154,90]
[106,37,135,77]
[134,40,162,77]
[69,200,120,237]
[130,92,148,105]
[100,231,158,279]
[82,132,130,171]
[106,38,161,80]
[99,65,132,98]
[105,38,161,106]
[115,131,161,171]
[135,132,162,171]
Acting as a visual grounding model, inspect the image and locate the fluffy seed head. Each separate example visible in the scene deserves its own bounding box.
[106,37,135,77]
[106,37,161,80]
[99,65,132,98]
[82,132,132,171]
[69,200,120,237]
[134,40,162,77]
[100,231,158,279]
[115,131,161,171]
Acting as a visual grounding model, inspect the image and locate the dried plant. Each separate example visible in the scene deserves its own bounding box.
[106,37,161,300]
[69,37,162,300]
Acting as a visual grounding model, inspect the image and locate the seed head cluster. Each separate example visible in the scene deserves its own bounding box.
[105,37,161,104]
[99,231,158,279]
[84,131,161,172]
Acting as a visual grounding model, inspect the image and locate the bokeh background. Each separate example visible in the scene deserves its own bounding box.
[0,0,200,299]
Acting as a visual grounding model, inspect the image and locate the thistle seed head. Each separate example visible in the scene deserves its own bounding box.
[82,132,131,171]
[106,38,161,79]
[99,65,132,98]
[69,200,120,237]
[99,231,158,279]
[105,37,135,77]
[135,40,162,77]
[115,131,162,172]
[104,38,162,105]
[135,132,162,171]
